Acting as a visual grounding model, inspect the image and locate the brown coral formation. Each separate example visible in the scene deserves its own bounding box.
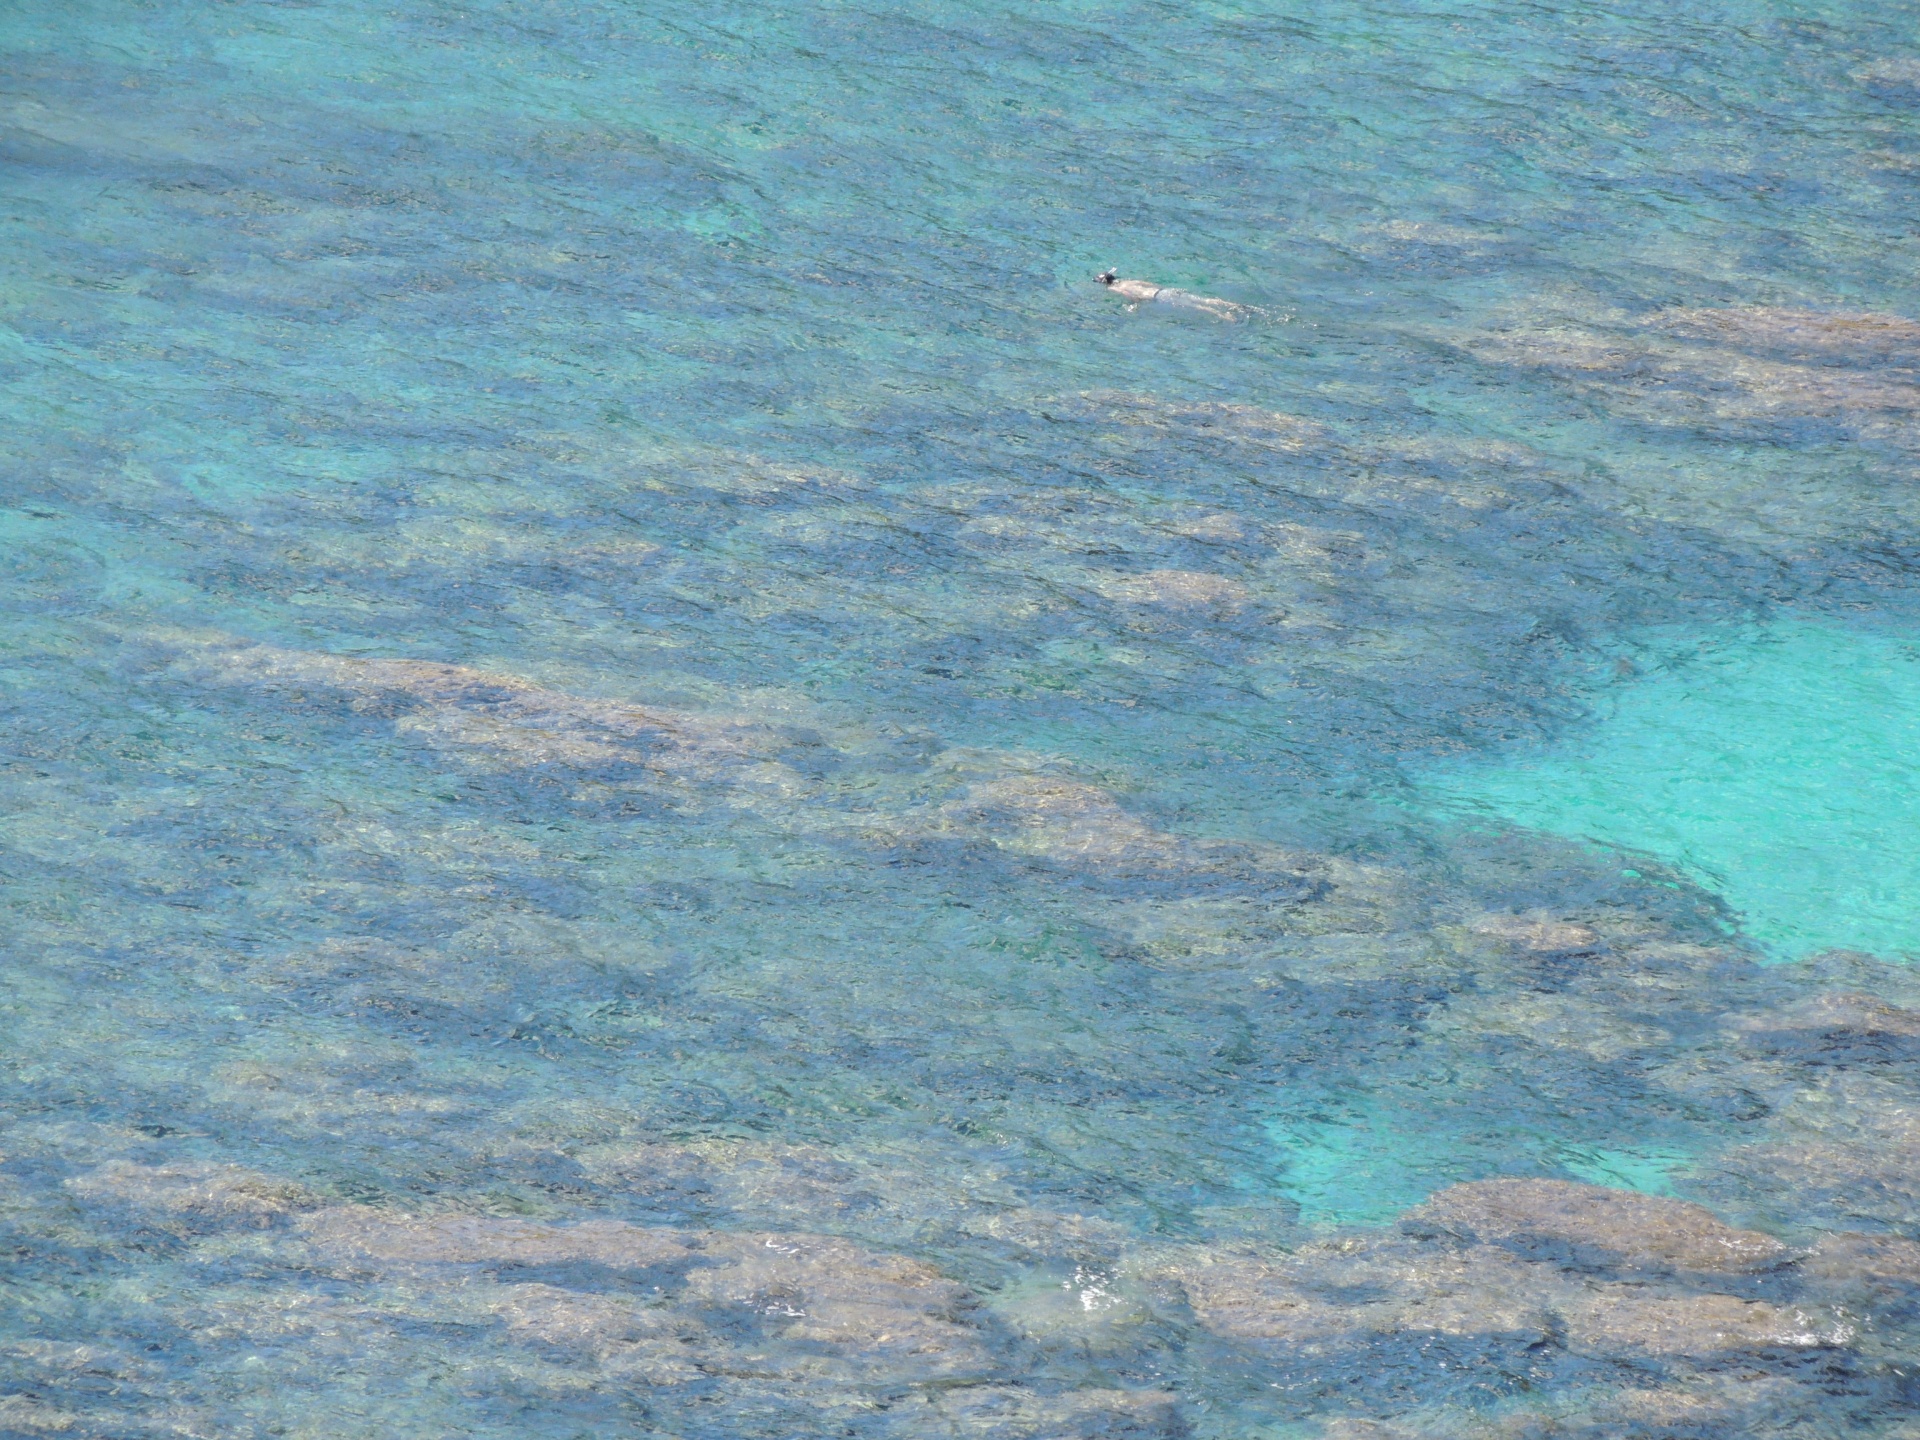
[67,1159,320,1224]
[1153,1181,1845,1372]
[1060,390,1329,450]
[162,632,1344,904]
[1800,1230,1920,1285]
[1088,568,1250,609]
[1730,990,1920,1062]
[1711,1070,1920,1229]
[302,1208,699,1270]
[48,1181,1023,1410]
[1656,306,1920,358]
[936,773,1297,880]
[1403,1178,1789,1273]
[179,637,787,777]
[1464,305,1920,435]
[1467,911,1602,954]
[50,1150,1920,1438]
[214,1203,1120,1419]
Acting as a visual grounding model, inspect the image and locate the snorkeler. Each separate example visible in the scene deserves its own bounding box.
[1097,270,1243,320]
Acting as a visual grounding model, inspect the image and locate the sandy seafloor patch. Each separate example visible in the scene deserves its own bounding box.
[5,1,1920,1435]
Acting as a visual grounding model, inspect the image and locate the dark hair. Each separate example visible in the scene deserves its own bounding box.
[1097,270,1117,285]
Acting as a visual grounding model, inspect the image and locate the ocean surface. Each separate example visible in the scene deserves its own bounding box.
[6,2,1920,1436]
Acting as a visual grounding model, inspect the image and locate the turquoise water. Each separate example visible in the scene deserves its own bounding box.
[7,1,1920,1436]
[1423,622,1920,961]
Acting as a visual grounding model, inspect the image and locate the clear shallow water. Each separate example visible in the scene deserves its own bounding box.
[6,2,1920,1437]
[1422,621,1920,962]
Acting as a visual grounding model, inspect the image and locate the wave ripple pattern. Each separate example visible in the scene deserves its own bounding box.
[4,3,1920,1438]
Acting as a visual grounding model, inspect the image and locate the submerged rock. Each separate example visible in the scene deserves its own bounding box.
[68,1160,320,1225]
[301,1207,700,1270]
[478,1281,710,1383]
[1732,991,1920,1064]
[1711,1074,1920,1228]
[1463,304,1920,440]
[679,1230,992,1382]
[1164,1233,1838,1360]
[1556,1288,1846,1358]
[294,1208,997,1389]
[1425,991,1671,1061]
[1467,912,1601,955]
[175,634,807,784]
[1087,568,1250,610]
[924,1384,1187,1438]
[935,771,1327,897]
[1057,390,1328,450]
[1800,1231,1920,1286]
[1150,1181,1844,1376]
[1164,1238,1556,1350]
[1310,1373,1809,1439]
[1656,306,1920,359]
[1403,1178,1789,1273]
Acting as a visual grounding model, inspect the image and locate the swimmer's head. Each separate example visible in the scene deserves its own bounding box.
[1097,270,1117,286]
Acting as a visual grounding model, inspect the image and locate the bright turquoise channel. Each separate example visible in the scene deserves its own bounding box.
[1421,622,1920,962]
